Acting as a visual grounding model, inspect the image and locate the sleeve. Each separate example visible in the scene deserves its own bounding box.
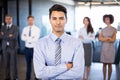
[84,32,95,41]
[0,26,7,39]
[33,27,40,41]
[21,27,40,42]
[33,40,67,79]
[57,41,85,79]
[0,26,4,39]
[21,27,28,41]
[28,27,40,42]
[114,28,117,33]
[78,29,82,37]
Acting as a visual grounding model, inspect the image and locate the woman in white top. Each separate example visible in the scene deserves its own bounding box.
[78,17,95,80]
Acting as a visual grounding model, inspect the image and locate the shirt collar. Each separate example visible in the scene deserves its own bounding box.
[28,25,35,29]
[7,23,12,28]
[50,32,67,43]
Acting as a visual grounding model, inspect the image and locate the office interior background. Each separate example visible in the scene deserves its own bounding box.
[0,0,120,80]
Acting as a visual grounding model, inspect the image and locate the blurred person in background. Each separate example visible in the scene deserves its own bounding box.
[21,15,40,80]
[0,15,19,80]
[99,14,117,80]
[78,17,95,80]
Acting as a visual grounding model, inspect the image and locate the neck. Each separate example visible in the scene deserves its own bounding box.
[7,23,12,25]
[52,31,64,37]
[84,25,88,28]
[29,25,33,29]
[29,24,33,27]
[107,24,111,27]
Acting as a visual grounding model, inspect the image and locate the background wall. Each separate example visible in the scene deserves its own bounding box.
[7,0,75,53]
[75,5,120,38]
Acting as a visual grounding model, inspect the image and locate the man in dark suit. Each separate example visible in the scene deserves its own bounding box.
[0,15,18,80]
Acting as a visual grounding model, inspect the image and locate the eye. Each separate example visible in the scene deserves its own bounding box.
[52,17,57,20]
[59,17,64,20]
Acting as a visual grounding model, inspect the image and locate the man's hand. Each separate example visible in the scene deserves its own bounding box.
[1,32,4,35]
[66,62,73,70]
[24,34,27,37]
[32,36,35,39]
[79,35,84,39]
[9,34,13,37]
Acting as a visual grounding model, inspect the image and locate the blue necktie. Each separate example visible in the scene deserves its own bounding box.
[55,38,61,65]
[29,28,31,36]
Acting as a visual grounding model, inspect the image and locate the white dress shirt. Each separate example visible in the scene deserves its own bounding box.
[33,33,84,80]
[7,23,12,28]
[21,25,40,48]
[78,27,95,43]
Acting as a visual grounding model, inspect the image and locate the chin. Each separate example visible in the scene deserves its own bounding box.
[55,29,64,32]
[53,28,64,33]
[56,31,62,33]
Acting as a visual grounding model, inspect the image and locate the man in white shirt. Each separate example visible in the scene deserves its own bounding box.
[21,15,40,80]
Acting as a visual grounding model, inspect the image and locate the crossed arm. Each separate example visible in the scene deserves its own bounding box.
[33,41,84,79]
[21,28,40,42]
[99,32,116,42]
[0,26,18,40]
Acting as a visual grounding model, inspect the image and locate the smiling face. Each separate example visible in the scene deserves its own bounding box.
[83,18,89,27]
[49,11,67,35]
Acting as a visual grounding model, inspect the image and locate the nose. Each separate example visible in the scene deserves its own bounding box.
[56,19,61,25]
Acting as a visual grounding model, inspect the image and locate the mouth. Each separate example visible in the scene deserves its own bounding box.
[54,25,63,31]
[55,25,62,28]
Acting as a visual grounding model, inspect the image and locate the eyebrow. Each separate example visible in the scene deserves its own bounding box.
[52,16,65,19]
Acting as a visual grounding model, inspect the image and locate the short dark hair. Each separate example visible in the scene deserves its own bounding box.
[27,15,34,19]
[49,4,67,19]
[5,14,12,18]
[103,14,114,24]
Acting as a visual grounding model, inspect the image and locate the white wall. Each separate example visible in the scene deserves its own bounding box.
[75,5,120,38]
